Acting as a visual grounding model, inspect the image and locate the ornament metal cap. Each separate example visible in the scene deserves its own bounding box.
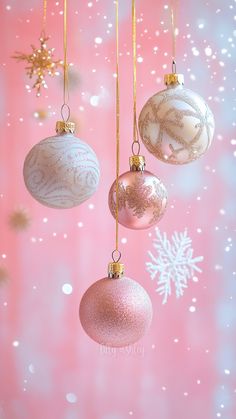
[108,262,125,279]
[56,120,76,134]
[129,155,146,171]
[164,73,184,86]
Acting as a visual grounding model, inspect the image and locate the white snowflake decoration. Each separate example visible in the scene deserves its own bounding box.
[146,229,204,304]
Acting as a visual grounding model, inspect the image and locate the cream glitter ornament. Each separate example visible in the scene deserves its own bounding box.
[23,121,100,208]
[138,73,215,165]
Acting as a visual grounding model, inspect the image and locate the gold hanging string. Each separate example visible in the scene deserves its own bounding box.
[113,0,121,262]
[61,0,70,121]
[42,0,47,32]
[131,0,140,156]
[170,0,178,73]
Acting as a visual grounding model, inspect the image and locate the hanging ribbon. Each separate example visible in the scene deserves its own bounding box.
[131,0,140,156]
[42,0,47,32]
[114,0,120,258]
[170,0,179,73]
[61,0,70,121]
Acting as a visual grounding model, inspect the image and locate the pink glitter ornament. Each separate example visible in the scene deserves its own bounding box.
[79,262,153,347]
[108,155,167,230]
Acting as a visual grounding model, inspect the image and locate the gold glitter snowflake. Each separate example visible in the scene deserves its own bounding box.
[9,208,31,231]
[13,33,61,96]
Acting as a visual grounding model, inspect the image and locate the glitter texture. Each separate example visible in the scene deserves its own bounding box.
[139,83,215,164]
[79,276,153,347]
[108,170,167,230]
[23,132,100,208]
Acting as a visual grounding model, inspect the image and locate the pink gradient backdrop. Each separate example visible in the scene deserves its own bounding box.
[0,1,236,418]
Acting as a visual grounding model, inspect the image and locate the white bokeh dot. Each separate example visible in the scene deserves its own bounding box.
[66,393,77,403]
[62,283,73,295]
[189,306,196,313]
[95,37,102,44]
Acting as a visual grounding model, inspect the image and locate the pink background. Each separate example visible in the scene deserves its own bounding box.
[0,0,236,418]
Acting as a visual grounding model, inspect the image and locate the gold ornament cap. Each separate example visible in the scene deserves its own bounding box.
[164,73,184,86]
[56,120,76,134]
[108,262,125,279]
[129,155,146,171]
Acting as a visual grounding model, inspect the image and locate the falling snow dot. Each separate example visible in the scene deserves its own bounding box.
[62,284,73,295]
[66,393,77,403]
[43,217,48,223]
[121,238,127,244]
[137,56,143,63]
[90,95,99,107]
[224,369,230,375]
[192,47,200,56]
[205,47,212,56]
[189,306,196,313]
[28,364,35,374]
[95,37,102,44]
[77,222,83,228]
[12,340,19,347]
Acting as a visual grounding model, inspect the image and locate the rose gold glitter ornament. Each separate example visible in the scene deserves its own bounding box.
[79,261,153,347]
[138,73,215,165]
[108,155,167,230]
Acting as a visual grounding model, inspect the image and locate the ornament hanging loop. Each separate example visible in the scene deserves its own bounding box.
[172,60,177,74]
[61,103,70,122]
[112,249,121,263]
[131,140,141,156]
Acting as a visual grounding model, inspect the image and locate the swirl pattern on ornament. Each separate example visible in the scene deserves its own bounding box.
[138,85,215,165]
[23,134,100,208]
[108,170,167,230]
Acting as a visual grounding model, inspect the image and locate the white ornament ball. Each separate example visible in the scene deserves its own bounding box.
[23,128,100,208]
[138,80,215,165]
